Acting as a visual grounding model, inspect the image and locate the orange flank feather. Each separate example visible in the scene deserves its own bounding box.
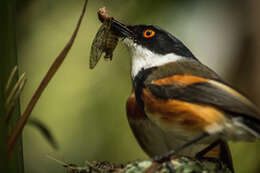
[126,92,146,120]
[142,89,226,132]
[152,74,207,86]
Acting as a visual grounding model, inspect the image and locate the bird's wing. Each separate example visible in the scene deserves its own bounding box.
[143,62,260,135]
[146,74,260,118]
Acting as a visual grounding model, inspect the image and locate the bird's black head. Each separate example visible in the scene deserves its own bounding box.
[126,25,195,58]
[111,20,196,58]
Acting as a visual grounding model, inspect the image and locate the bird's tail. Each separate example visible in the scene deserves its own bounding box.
[241,117,260,138]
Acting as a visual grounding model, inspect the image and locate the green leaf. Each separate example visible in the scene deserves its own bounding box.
[28,118,58,149]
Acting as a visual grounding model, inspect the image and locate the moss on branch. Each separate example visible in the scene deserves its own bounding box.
[55,156,232,173]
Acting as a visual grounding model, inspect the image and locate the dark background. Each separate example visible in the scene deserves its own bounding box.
[16,0,260,172]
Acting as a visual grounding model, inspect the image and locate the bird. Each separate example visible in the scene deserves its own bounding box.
[109,20,260,172]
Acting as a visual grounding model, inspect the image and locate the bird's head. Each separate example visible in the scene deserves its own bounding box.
[111,21,197,78]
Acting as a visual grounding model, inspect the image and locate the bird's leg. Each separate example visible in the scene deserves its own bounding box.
[195,140,234,173]
[195,139,221,159]
[195,140,223,171]
[152,133,209,163]
[196,139,226,169]
[152,133,209,173]
[165,160,176,173]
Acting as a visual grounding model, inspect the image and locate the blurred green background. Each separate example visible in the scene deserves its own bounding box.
[16,0,260,172]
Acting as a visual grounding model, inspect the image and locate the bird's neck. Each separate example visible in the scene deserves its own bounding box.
[130,48,184,79]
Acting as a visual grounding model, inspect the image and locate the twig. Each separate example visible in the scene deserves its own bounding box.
[47,155,100,173]
[7,0,88,157]
[46,155,74,168]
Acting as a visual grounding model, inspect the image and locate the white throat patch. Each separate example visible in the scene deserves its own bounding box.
[123,38,184,79]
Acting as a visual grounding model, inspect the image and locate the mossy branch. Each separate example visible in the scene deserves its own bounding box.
[49,157,232,173]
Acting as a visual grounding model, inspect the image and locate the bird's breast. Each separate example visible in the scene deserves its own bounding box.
[127,115,209,157]
[126,92,213,157]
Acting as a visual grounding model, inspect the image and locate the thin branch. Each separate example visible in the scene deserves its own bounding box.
[7,0,88,157]
[46,155,75,169]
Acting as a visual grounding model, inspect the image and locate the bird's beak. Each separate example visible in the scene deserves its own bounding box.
[110,19,135,39]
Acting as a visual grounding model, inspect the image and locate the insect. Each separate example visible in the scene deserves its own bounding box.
[89,16,119,69]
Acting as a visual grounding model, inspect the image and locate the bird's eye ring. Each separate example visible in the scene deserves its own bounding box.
[143,29,155,38]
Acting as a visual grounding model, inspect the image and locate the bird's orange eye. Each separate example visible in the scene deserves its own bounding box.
[143,29,155,38]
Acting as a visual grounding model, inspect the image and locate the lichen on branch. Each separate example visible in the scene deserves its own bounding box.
[52,156,232,173]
